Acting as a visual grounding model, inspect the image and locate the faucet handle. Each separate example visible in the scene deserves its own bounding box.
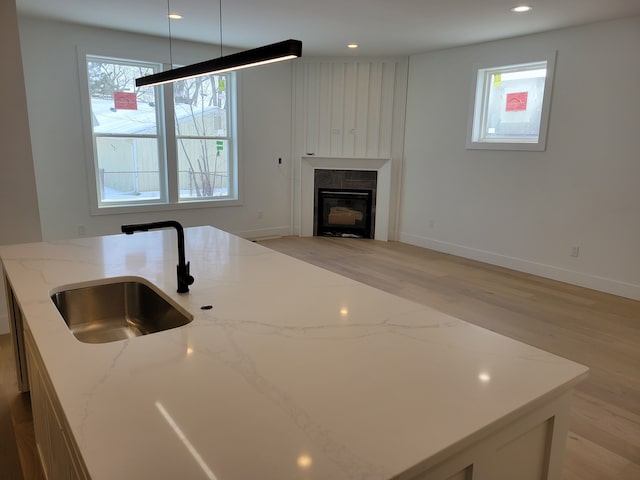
[177,261,195,293]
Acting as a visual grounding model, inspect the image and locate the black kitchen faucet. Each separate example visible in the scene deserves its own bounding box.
[121,221,194,293]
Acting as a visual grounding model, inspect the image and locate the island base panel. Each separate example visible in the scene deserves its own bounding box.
[407,391,572,480]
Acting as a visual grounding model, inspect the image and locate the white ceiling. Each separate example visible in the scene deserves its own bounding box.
[16,0,640,56]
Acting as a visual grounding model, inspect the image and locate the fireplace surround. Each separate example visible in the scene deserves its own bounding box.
[300,156,392,241]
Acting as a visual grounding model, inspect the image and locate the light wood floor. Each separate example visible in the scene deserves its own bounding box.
[1,236,638,479]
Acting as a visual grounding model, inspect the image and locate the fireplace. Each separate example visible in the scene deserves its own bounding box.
[301,156,392,241]
[316,188,373,238]
[313,169,377,239]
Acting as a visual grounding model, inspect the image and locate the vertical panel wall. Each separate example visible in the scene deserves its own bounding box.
[296,60,403,158]
[292,58,408,239]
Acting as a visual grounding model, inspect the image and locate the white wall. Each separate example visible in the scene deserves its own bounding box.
[401,17,640,300]
[12,13,640,310]
[17,16,293,242]
[0,1,42,334]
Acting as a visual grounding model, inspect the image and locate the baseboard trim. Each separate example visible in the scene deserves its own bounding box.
[233,226,291,241]
[399,233,640,301]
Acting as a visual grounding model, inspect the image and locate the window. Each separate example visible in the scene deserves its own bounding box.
[83,55,237,212]
[467,53,556,151]
[173,76,232,201]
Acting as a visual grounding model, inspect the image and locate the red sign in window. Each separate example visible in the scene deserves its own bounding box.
[506,92,528,111]
[114,92,137,110]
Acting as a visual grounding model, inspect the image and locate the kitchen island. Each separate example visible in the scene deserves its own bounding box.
[1,226,588,479]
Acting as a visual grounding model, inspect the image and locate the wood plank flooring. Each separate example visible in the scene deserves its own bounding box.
[0,236,637,479]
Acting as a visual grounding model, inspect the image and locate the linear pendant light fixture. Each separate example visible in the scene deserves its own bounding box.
[136,39,302,87]
[135,0,301,87]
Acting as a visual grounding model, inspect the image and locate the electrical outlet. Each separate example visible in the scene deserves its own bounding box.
[428,220,435,229]
[570,246,580,257]
[78,225,86,236]
[257,210,264,219]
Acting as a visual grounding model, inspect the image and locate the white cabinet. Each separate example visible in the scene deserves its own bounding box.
[4,273,88,479]
[406,394,571,480]
[24,326,88,480]
[4,275,28,391]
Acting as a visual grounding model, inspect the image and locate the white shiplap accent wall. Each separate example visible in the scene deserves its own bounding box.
[292,58,408,238]
[298,61,399,158]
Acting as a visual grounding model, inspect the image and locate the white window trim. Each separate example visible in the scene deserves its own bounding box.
[77,48,242,215]
[466,51,557,152]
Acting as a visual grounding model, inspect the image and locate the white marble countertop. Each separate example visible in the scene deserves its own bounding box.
[0,226,588,480]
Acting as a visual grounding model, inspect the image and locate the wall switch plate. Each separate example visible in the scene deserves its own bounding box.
[570,246,580,257]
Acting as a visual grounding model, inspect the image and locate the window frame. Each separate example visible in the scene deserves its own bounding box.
[466,51,557,152]
[85,55,168,207]
[172,75,235,203]
[78,49,241,215]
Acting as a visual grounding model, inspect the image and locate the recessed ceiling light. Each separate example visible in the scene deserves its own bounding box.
[347,43,359,49]
[511,5,533,13]
[168,13,183,19]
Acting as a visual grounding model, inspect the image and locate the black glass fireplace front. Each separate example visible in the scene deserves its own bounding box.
[316,188,373,239]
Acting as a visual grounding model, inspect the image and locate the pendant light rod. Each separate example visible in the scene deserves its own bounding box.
[136,39,302,87]
[219,0,223,58]
[167,0,174,67]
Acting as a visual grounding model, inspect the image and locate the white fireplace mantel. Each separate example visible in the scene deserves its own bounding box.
[300,156,392,241]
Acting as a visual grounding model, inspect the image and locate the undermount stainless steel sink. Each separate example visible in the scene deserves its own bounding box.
[51,278,193,344]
